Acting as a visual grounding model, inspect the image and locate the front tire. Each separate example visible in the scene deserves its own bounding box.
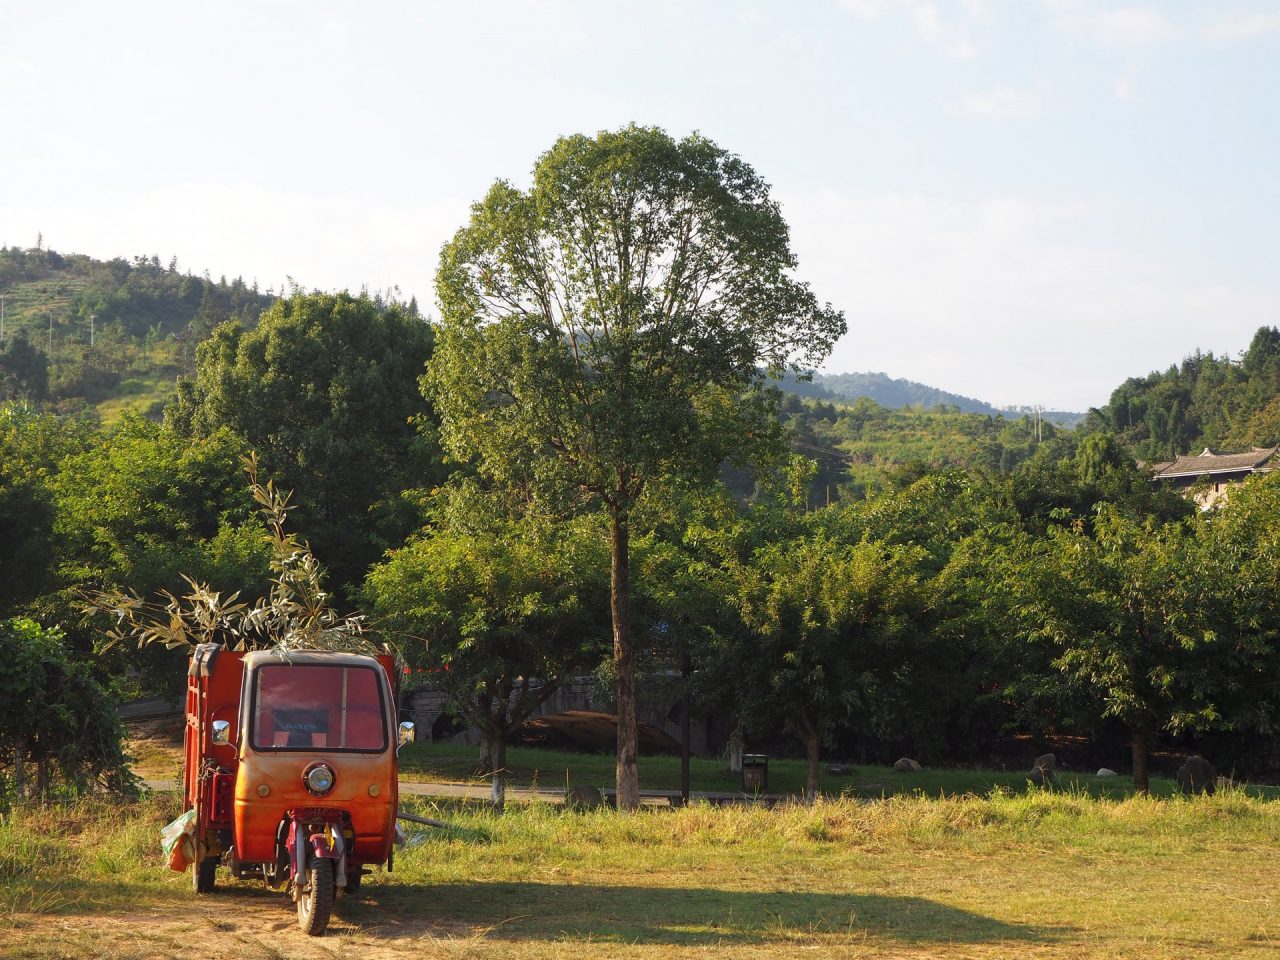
[297,858,334,936]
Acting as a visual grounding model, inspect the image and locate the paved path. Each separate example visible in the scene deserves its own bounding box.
[142,779,788,806]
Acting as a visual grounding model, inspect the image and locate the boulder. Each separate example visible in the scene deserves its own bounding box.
[1027,753,1056,787]
[1177,756,1216,795]
[893,757,922,773]
[1096,768,1118,778]
[826,763,854,775]
[565,785,604,810]
[1027,766,1055,788]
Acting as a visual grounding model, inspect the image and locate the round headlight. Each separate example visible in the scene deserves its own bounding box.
[303,762,335,796]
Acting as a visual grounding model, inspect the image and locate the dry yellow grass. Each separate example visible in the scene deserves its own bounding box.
[2,792,1277,959]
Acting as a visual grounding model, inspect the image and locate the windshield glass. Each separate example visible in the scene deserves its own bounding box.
[251,664,387,752]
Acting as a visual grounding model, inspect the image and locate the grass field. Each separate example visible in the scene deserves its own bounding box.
[2,790,1277,959]
[125,723,1280,800]
[396,740,1280,800]
[94,373,178,424]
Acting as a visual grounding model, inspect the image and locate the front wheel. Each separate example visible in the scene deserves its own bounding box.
[297,858,334,936]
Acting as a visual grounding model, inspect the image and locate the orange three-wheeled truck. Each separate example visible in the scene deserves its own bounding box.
[175,644,414,935]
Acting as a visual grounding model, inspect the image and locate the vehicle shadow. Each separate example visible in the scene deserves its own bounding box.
[342,880,1066,947]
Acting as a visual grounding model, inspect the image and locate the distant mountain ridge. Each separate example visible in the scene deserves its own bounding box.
[780,371,1085,426]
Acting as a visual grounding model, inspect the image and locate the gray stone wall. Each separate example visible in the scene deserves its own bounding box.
[403,675,722,756]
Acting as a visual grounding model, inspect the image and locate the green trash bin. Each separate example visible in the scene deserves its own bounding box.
[743,753,768,792]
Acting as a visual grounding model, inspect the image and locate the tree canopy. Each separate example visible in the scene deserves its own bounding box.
[366,490,610,807]
[167,291,440,595]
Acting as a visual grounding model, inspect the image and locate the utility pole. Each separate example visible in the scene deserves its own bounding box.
[1,294,5,341]
[90,313,95,348]
[47,313,53,352]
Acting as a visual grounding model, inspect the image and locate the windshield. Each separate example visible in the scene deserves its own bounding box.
[251,664,388,752]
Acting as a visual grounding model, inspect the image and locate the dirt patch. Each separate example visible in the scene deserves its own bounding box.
[124,718,186,743]
[6,899,484,960]
[124,720,186,782]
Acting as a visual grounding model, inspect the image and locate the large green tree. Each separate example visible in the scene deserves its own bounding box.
[427,125,845,808]
[167,291,439,595]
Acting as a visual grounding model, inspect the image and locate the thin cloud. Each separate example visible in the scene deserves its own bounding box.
[958,86,1040,120]
[837,0,887,16]
[1113,72,1141,103]
[1206,12,1280,41]
[0,55,36,80]
[1047,3,1176,47]
[911,2,979,58]
[836,0,981,59]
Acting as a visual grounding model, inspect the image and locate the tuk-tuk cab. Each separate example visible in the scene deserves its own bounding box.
[180,644,413,935]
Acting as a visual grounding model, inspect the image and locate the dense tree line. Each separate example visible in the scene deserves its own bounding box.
[7,129,1280,806]
[754,391,1065,506]
[7,288,1280,804]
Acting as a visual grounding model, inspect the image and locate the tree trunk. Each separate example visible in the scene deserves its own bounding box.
[679,651,691,805]
[13,736,25,801]
[491,734,507,812]
[726,721,744,774]
[1131,724,1150,795]
[805,725,821,804]
[475,691,493,774]
[611,510,639,811]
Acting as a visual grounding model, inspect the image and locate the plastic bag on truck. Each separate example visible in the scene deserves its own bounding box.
[161,809,198,872]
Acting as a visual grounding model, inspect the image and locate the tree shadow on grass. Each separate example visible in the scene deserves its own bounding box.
[9,877,1065,947]
[347,881,1066,947]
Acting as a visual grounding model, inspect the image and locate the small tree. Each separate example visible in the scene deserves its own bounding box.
[1001,506,1222,792]
[428,125,845,808]
[365,496,609,808]
[732,534,930,801]
[0,336,49,401]
[0,617,134,805]
[89,455,379,657]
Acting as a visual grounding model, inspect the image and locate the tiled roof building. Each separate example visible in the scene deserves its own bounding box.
[1150,445,1278,507]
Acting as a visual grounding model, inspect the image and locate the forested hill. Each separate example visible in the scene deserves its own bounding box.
[0,245,276,417]
[12,244,1280,490]
[731,391,1064,504]
[1086,326,1280,462]
[772,326,1280,503]
[779,370,1084,426]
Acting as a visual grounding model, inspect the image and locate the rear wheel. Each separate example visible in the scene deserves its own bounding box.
[193,854,216,893]
[297,858,334,936]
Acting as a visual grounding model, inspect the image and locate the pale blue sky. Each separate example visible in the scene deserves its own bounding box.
[3,0,1279,409]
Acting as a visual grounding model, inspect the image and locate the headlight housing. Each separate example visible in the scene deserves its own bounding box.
[303,762,336,796]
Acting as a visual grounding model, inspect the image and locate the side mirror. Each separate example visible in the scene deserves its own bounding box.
[212,720,231,745]
[397,721,416,752]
